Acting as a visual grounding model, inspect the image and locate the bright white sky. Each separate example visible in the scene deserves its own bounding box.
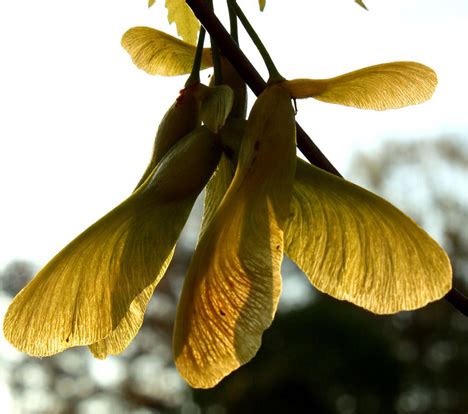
[0,0,467,269]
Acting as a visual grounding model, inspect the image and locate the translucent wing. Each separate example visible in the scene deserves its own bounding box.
[122,27,211,76]
[284,62,437,110]
[174,85,296,388]
[285,159,452,314]
[4,127,221,357]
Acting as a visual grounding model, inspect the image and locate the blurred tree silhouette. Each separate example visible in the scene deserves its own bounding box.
[1,136,467,413]
[0,261,37,297]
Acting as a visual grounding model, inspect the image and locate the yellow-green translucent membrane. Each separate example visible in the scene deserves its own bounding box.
[89,126,222,358]
[89,277,158,358]
[284,61,437,110]
[121,27,212,76]
[89,86,205,358]
[3,127,221,357]
[200,154,235,236]
[199,119,245,237]
[285,159,452,314]
[259,0,266,11]
[173,85,296,388]
[165,0,200,45]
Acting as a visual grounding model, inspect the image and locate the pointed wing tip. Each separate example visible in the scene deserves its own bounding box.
[88,344,109,359]
[355,0,368,11]
[175,357,236,389]
[3,290,115,357]
[3,323,68,358]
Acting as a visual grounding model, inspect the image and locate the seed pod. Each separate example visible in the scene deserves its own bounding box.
[3,126,221,358]
[173,84,297,388]
[219,118,246,164]
[199,118,246,234]
[234,84,296,200]
[145,126,222,201]
[193,58,247,233]
[197,84,234,133]
[85,126,222,358]
[210,57,247,119]
[135,83,202,189]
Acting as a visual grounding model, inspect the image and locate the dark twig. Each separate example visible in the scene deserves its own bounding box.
[185,0,468,316]
[186,0,339,174]
[445,288,468,316]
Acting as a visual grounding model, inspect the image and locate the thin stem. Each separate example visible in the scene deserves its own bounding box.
[211,41,223,85]
[445,288,468,316]
[227,0,238,44]
[228,0,284,82]
[185,0,338,174]
[207,0,223,84]
[185,27,206,87]
[188,0,265,93]
[185,0,468,317]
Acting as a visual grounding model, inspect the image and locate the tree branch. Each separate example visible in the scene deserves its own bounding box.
[445,288,468,316]
[185,0,467,316]
[186,0,340,175]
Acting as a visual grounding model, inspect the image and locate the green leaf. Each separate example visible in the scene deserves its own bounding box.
[165,0,200,45]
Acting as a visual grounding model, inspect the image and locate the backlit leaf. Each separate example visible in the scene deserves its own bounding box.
[165,0,200,45]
